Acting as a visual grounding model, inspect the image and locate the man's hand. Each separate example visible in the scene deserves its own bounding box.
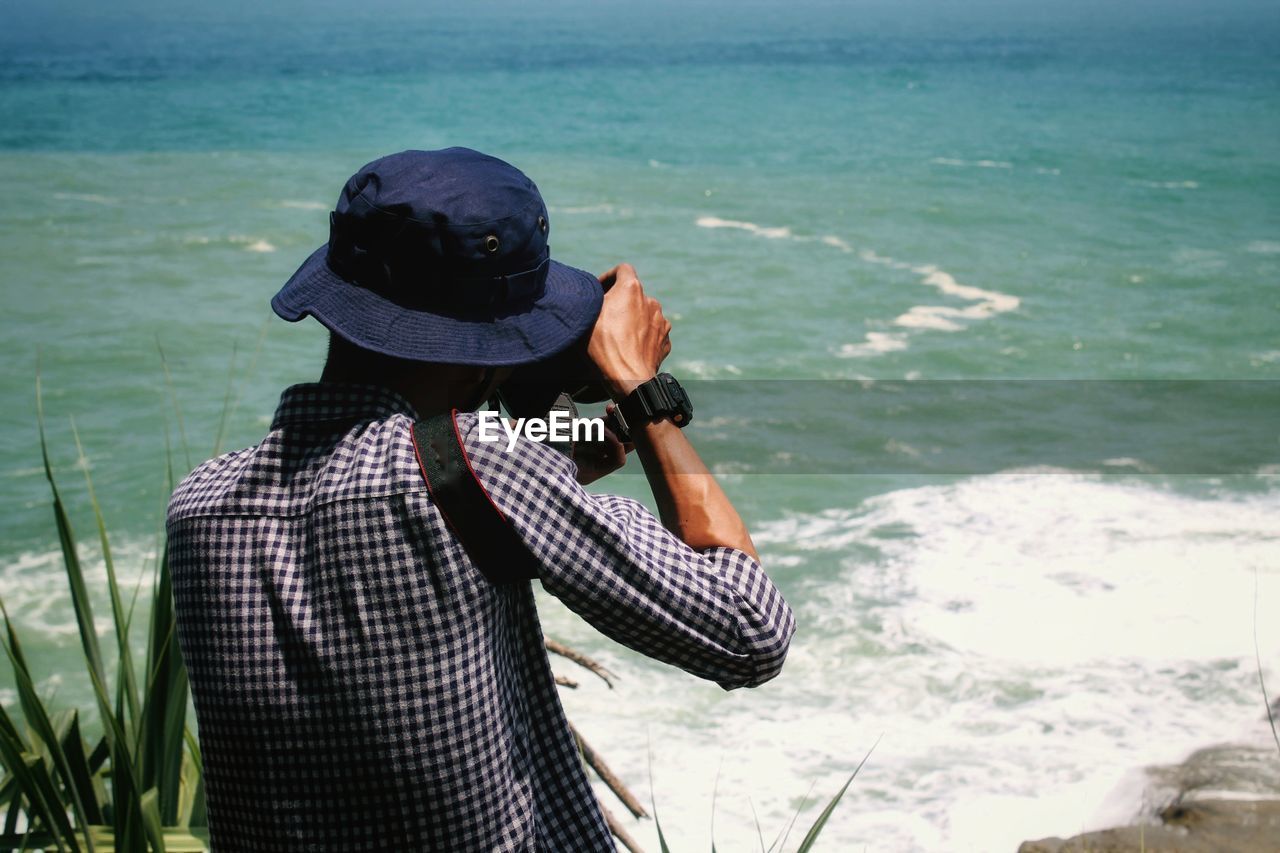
[571,423,631,486]
[588,264,672,401]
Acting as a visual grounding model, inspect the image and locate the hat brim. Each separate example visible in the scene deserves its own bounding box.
[271,245,604,366]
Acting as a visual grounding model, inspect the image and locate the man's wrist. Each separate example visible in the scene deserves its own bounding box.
[605,375,655,403]
[616,373,693,434]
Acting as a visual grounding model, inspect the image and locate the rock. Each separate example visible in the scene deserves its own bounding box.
[1019,741,1280,853]
[1017,799,1280,852]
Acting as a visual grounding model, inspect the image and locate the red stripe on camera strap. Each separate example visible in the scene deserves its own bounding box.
[411,410,540,585]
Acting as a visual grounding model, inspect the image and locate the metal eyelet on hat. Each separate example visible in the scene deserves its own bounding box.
[484,234,501,254]
[537,215,548,234]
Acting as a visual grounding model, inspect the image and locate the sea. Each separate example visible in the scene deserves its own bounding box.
[2,1,1278,850]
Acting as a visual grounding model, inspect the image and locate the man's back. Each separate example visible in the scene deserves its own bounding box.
[168,382,793,851]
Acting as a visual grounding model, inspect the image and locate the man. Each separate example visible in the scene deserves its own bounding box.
[167,147,795,851]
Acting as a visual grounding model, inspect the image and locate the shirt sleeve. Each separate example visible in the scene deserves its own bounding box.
[455,412,795,691]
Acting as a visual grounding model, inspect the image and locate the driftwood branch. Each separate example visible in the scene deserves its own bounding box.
[569,721,649,819]
[550,636,645,849]
[600,800,646,853]
[545,638,616,688]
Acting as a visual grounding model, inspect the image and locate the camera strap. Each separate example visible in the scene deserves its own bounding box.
[410,410,541,586]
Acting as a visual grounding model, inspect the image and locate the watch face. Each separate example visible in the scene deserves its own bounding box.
[661,374,692,424]
[620,374,693,430]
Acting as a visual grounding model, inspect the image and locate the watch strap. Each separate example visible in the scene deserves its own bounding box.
[617,373,692,432]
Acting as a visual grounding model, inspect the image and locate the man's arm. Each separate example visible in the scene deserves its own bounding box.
[589,264,758,559]
[459,415,793,690]
[451,264,793,689]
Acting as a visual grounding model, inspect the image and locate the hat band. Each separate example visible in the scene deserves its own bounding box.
[326,222,549,316]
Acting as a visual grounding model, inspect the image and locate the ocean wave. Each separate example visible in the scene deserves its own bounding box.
[544,473,1280,853]
[1250,350,1280,367]
[1132,179,1200,190]
[1246,240,1280,255]
[53,192,118,205]
[548,203,617,215]
[672,359,742,379]
[229,235,277,253]
[182,234,277,252]
[1,538,157,639]
[694,216,792,239]
[930,157,1014,169]
[276,199,329,211]
[756,472,1280,664]
[695,213,1020,359]
[845,253,1020,355]
[834,331,909,357]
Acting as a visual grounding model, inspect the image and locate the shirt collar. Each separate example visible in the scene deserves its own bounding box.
[270,383,419,430]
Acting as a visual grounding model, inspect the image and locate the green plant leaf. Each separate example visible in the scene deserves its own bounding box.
[84,657,147,853]
[156,339,192,472]
[182,728,207,829]
[210,340,239,458]
[748,797,767,853]
[646,746,671,853]
[35,375,108,708]
[794,736,879,853]
[140,788,167,853]
[709,758,722,853]
[27,753,78,850]
[2,783,23,839]
[0,727,69,853]
[70,419,142,743]
[0,599,93,853]
[770,779,815,853]
[58,711,105,826]
[138,543,189,825]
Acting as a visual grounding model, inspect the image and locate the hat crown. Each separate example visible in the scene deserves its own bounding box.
[326,148,552,314]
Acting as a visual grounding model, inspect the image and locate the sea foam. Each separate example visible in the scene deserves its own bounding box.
[541,473,1280,853]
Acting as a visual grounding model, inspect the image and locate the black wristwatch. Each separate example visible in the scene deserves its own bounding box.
[610,373,692,442]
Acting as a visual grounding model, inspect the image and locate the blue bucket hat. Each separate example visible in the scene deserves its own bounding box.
[271,147,603,366]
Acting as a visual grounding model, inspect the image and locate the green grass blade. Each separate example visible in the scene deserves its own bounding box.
[58,712,104,825]
[794,736,880,853]
[0,691,24,749]
[748,797,767,853]
[156,338,192,472]
[0,600,92,853]
[183,727,208,829]
[710,758,722,853]
[26,755,77,849]
[210,340,239,457]
[0,728,68,853]
[181,728,202,780]
[83,660,146,852]
[2,785,22,837]
[0,706,63,845]
[139,788,167,853]
[1255,570,1280,756]
[86,737,108,775]
[646,745,672,853]
[0,773,17,812]
[138,543,189,825]
[35,376,107,696]
[770,779,815,853]
[69,419,142,741]
[212,319,269,459]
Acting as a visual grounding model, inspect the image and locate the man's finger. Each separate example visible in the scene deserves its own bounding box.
[597,262,638,289]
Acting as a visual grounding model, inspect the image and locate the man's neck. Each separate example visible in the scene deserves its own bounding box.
[318,363,490,419]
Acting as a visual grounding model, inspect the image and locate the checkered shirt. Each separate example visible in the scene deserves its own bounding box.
[166,382,795,852]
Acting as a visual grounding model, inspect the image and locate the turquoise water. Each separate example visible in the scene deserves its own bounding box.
[3,2,1279,849]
